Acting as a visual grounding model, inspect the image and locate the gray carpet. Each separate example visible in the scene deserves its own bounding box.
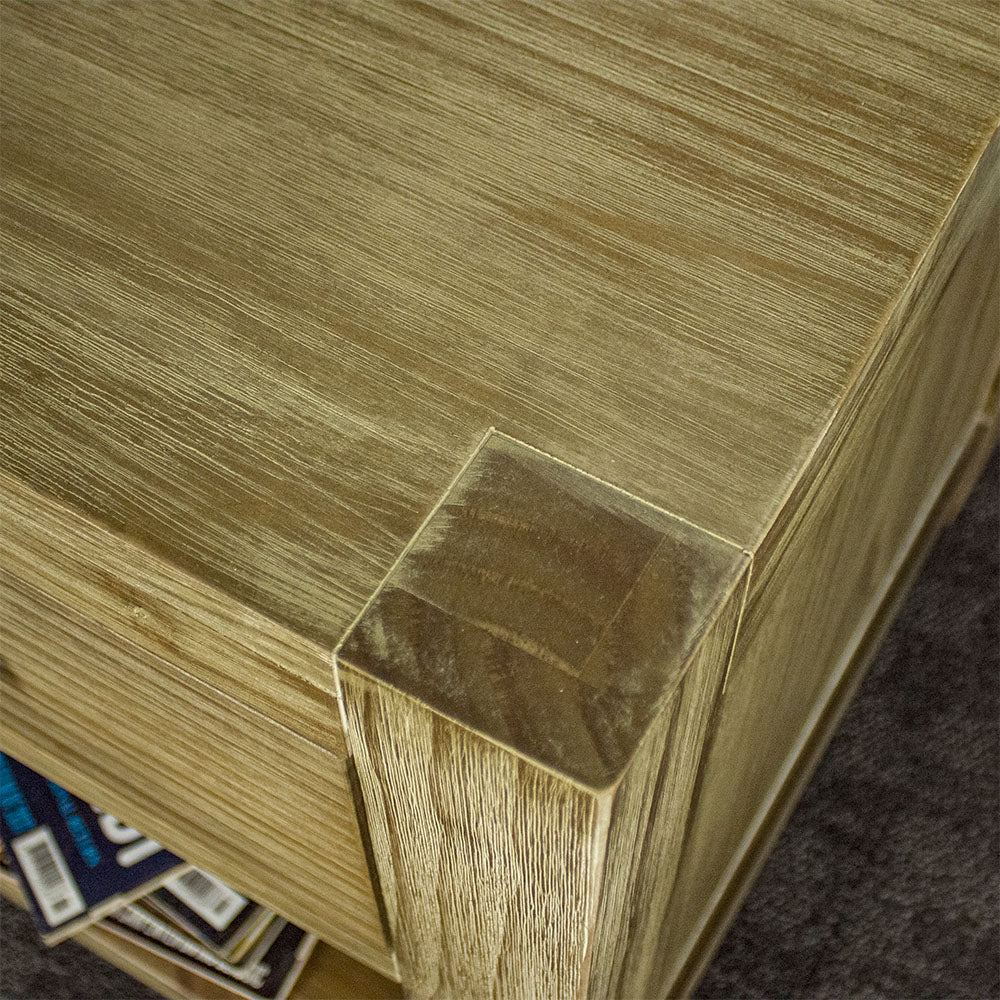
[2,451,998,1000]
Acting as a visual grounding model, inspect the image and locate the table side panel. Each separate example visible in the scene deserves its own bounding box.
[658,128,1000,991]
[0,573,394,980]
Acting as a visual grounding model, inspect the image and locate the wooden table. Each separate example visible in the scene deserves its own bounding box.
[2,3,997,997]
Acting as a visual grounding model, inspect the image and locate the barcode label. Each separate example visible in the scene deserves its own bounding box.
[11,826,86,928]
[164,867,247,931]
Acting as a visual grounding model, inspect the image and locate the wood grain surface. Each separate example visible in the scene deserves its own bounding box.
[648,115,1000,1000]
[1,1,998,996]
[338,433,750,788]
[670,386,1000,1000]
[1,470,341,751]
[3,1,997,649]
[337,436,750,998]
[0,573,393,978]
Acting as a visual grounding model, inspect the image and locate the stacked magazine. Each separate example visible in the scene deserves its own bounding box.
[0,752,315,1000]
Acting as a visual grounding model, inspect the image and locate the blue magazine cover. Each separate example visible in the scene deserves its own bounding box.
[0,752,186,943]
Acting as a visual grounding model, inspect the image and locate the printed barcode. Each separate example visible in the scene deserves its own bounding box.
[11,827,86,928]
[181,869,237,917]
[164,867,247,931]
[179,868,216,900]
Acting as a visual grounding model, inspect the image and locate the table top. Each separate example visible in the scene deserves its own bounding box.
[3,1,997,654]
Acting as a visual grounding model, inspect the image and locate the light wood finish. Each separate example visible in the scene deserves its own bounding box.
[0,571,393,979]
[337,122,999,995]
[1,1,998,997]
[0,466,394,974]
[659,128,1000,995]
[337,433,750,999]
[669,392,1000,1000]
[1,469,342,751]
[0,869,402,1000]
[338,433,751,788]
[3,0,997,639]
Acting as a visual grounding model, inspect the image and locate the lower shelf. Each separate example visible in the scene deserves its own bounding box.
[0,869,401,1000]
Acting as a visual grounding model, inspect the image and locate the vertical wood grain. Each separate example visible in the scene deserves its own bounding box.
[341,671,601,1000]
[588,583,747,999]
[337,434,750,998]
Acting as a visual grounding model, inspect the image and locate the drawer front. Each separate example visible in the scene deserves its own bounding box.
[0,569,394,979]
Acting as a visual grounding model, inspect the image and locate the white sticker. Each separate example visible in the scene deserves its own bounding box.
[11,826,86,927]
[164,867,247,931]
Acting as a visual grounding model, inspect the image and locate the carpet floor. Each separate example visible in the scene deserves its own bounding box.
[2,451,997,999]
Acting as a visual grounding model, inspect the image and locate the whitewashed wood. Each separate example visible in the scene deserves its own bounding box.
[0,574,393,979]
[0,470,341,751]
[0,2,997,995]
[2,1,997,644]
